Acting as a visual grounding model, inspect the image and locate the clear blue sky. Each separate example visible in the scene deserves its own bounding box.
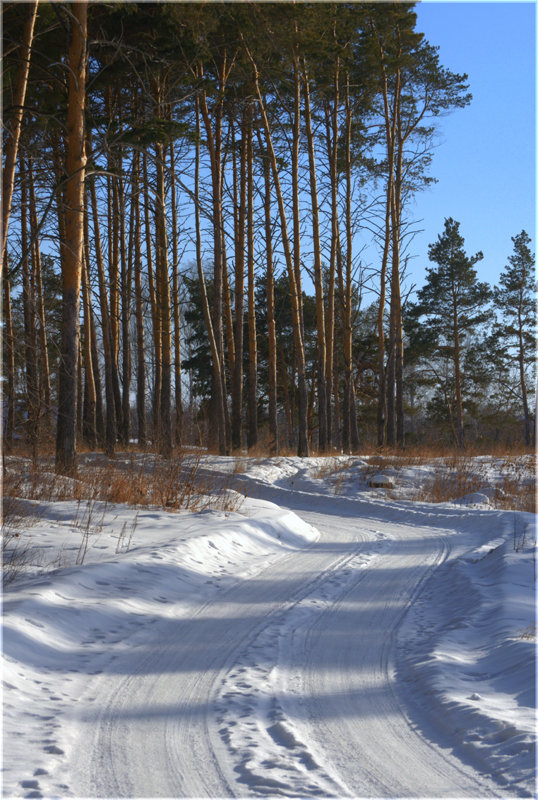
[403,1,535,294]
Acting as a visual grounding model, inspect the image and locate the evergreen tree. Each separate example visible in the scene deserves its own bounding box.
[493,231,536,445]
[410,217,491,448]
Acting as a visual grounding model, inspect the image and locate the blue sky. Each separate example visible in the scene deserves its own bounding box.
[403,1,535,294]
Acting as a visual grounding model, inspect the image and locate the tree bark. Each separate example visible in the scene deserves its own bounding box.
[142,151,161,446]
[1,0,38,277]
[89,177,116,457]
[246,110,258,450]
[154,137,172,456]
[55,0,87,475]
[133,151,146,447]
[28,157,52,428]
[20,157,40,461]
[195,91,227,455]
[3,259,16,451]
[169,140,183,448]
[231,115,246,451]
[303,61,327,452]
[246,47,309,456]
[261,139,278,455]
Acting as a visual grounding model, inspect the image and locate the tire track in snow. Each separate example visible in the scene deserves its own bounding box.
[216,532,391,797]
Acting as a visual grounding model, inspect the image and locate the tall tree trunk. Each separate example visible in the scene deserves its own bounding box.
[392,137,405,448]
[119,162,131,447]
[517,304,531,446]
[453,302,464,450]
[169,140,183,448]
[20,157,40,461]
[324,80,339,450]
[1,0,38,277]
[89,297,105,447]
[246,47,309,456]
[194,91,227,455]
[142,151,161,446]
[28,157,52,428]
[231,116,246,451]
[154,137,172,456]
[199,60,230,455]
[261,139,278,455]
[133,151,146,447]
[291,51,304,340]
[3,259,16,451]
[342,72,358,453]
[55,0,87,474]
[303,62,327,452]
[246,111,258,450]
[81,247,97,448]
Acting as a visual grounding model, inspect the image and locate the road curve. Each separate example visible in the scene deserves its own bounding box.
[69,483,504,798]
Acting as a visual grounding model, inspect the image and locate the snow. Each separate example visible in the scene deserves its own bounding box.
[2,454,536,798]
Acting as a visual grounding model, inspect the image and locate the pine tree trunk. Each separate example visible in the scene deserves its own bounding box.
[20,157,40,461]
[28,157,52,428]
[343,73,357,453]
[133,151,146,447]
[393,142,405,448]
[231,117,246,451]
[89,299,105,446]
[169,141,183,448]
[142,152,161,446]
[199,77,228,455]
[3,258,15,451]
[453,303,464,450]
[323,85,339,451]
[154,138,172,457]
[55,0,88,475]
[119,164,131,447]
[517,306,531,446]
[246,113,258,450]
[247,51,309,457]
[262,143,278,455]
[195,91,227,455]
[303,62,327,453]
[1,0,38,276]
[81,249,97,448]
[89,175,116,457]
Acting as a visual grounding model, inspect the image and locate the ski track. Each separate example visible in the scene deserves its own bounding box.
[33,473,515,797]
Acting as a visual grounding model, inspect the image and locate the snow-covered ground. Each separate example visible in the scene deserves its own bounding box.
[2,454,536,798]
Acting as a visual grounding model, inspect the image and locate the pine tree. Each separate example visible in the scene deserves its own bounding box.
[493,231,536,446]
[412,218,491,449]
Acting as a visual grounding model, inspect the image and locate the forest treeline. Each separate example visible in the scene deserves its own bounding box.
[2,1,535,473]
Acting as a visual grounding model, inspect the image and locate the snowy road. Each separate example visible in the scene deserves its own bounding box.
[67,481,503,798]
[5,456,534,798]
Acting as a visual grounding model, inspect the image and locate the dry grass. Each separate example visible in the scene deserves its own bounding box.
[2,497,44,584]
[3,451,245,515]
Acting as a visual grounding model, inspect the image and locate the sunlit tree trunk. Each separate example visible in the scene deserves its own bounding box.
[132,151,146,447]
[28,157,51,428]
[89,174,116,457]
[194,91,227,455]
[1,0,38,277]
[154,135,172,456]
[54,3,87,472]
[246,110,258,450]
[81,245,97,448]
[169,140,183,447]
[142,152,161,446]
[20,157,40,461]
[247,47,309,456]
[303,62,327,452]
[231,116,246,451]
[261,138,278,455]
[3,258,16,451]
